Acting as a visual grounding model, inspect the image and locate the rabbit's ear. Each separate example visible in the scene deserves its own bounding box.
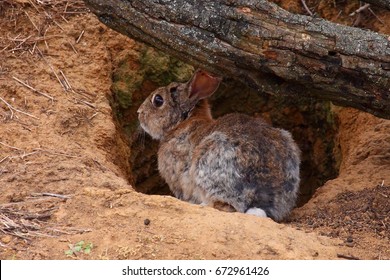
[189,69,221,100]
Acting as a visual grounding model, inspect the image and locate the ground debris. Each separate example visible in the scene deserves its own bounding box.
[0,196,90,243]
[290,184,390,241]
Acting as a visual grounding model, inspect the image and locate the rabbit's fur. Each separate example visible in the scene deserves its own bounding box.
[137,70,300,221]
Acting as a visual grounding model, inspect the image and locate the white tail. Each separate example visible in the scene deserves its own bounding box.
[246,208,267,218]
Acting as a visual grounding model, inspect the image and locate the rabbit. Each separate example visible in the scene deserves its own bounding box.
[137,69,301,221]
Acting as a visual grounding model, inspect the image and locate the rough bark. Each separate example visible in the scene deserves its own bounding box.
[364,0,390,10]
[84,0,390,119]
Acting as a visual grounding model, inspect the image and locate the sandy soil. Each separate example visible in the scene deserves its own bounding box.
[0,0,389,259]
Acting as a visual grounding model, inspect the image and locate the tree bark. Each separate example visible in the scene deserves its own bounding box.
[363,0,390,10]
[84,0,390,119]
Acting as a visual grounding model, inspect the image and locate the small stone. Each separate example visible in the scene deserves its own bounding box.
[144,219,151,226]
[344,215,351,221]
[346,236,353,243]
[1,235,12,244]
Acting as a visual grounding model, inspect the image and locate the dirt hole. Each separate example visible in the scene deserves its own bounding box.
[110,46,340,207]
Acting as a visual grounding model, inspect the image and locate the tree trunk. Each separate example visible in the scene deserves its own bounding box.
[84,0,390,119]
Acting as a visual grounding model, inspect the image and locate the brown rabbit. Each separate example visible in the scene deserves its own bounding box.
[137,69,300,221]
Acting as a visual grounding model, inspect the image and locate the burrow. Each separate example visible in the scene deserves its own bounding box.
[109,44,341,207]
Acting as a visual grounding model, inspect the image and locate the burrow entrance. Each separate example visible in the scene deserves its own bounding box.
[110,44,340,206]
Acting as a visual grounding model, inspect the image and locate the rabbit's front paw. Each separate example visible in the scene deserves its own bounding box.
[213,201,237,213]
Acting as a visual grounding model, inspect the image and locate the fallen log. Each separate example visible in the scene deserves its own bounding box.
[363,0,390,11]
[84,0,390,119]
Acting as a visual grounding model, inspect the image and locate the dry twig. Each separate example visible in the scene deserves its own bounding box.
[67,41,78,53]
[0,96,39,120]
[47,227,92,235]
[337,253,360,260]
[76,30,85,43]
[36,47,66,90]
[8,151,40,160]
[28,0,40,13]
[350,3,371,16]
[300,0,314,17]
[0,141,23,151]
[33,148,81,158]
[31,193,72,199]
[368,7,385,24]
[59,70,72,90]
[1,203,91,242]
[0,156,10,164]
[77,99,96,109]
[0,198,60,208]
[24,11,39,31]
[12,76,54,101]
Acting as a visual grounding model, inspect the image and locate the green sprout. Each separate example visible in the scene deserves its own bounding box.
[65,240,93,256]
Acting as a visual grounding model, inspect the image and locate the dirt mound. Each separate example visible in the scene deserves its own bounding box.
[1,0,389,259]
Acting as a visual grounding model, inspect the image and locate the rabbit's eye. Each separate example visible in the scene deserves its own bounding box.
[152,94,164,107]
